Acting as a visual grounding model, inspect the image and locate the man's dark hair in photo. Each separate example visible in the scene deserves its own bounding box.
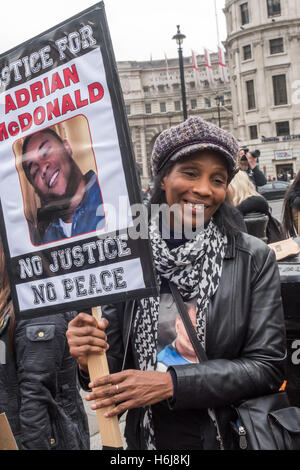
[21,127,104,243]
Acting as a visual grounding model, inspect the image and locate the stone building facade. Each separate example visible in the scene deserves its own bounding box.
[117,0,300,187]
[117,55,232,187]
[225,0,300,180]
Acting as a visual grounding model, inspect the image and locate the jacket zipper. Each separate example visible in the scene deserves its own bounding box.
[206,308,225,451]
[214,415,225,450]
[238,425,247,449]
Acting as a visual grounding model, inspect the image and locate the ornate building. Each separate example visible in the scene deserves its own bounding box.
[117,55,232,187]
[117,0,300,187]
[225,0,300,179]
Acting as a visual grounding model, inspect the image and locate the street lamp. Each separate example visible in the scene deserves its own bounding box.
[215,95,222,128]
[172,25,188,121]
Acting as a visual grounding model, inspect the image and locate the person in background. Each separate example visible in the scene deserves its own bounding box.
[67,117,286,451]
[0,241,90,450]
[238,148,267,189]
[225,182,248,232]
[230,170,283,244]
[230,170,270,217]
[282,170,300,238]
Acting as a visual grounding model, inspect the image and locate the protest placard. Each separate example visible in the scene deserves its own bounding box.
[0,414,18,450]
[0,2,157,321]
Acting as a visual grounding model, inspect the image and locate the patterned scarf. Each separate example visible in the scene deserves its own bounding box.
[131,217,227,449]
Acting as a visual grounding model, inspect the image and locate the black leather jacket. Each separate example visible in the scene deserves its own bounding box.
[0,311,90,450]
[81,232,286,449]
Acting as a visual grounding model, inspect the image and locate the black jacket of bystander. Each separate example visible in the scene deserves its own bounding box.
[0,311,90,450]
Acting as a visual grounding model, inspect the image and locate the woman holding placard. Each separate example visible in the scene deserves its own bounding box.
[67,117,286,450]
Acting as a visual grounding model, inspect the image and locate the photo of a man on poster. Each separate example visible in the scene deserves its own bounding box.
[16,120,105,245]
[157,298,198,371]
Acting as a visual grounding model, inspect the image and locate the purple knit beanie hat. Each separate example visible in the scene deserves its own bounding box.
[151,117,239,181]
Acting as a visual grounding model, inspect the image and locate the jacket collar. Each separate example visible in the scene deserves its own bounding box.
[224,233,236,259]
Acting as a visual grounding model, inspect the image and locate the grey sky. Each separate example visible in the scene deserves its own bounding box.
[0,0,226,61]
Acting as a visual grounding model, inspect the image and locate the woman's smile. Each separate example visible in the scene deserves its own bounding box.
[161,150,228,227]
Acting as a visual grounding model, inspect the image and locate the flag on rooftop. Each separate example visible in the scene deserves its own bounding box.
[164,52,171,87]
[204,48,215,86]
[150,53,158,92]
[191,49,201,89]
[218,46,229,83]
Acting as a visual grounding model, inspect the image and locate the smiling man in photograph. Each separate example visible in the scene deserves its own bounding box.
[22,128,104,244]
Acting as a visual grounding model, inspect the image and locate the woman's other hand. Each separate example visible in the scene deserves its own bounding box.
[66,312,109,373]
[85,370,174,417]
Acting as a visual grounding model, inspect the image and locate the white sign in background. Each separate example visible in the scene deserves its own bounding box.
[0,47,134,258]
[274,150,293,160]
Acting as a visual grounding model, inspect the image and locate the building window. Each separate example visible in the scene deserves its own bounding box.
[173,83,180,90]
[125,105,131,115]
[160,102,166,113]
[243,44,252,60]
[270,38,284,54]
[267,0,281,17]
[240,3,249,25]
[205,98,211,108]
[174,101,181,111]
[145,103,152,114]
[143,86,149,93]
[249,125,258,140]
[273,74,288,106]
[158,85,165,93]
[189,82,196,89]
[276,121,290,136]
[191,99,197,109]
[246,80,256,110]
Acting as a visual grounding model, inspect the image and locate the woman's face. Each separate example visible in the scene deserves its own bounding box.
[161,151,228,227]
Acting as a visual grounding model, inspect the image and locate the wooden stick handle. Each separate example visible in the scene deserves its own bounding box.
[87,306,123,449]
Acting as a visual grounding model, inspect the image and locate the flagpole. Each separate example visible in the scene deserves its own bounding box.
[214,0,220,47]
[214,0,229,84]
